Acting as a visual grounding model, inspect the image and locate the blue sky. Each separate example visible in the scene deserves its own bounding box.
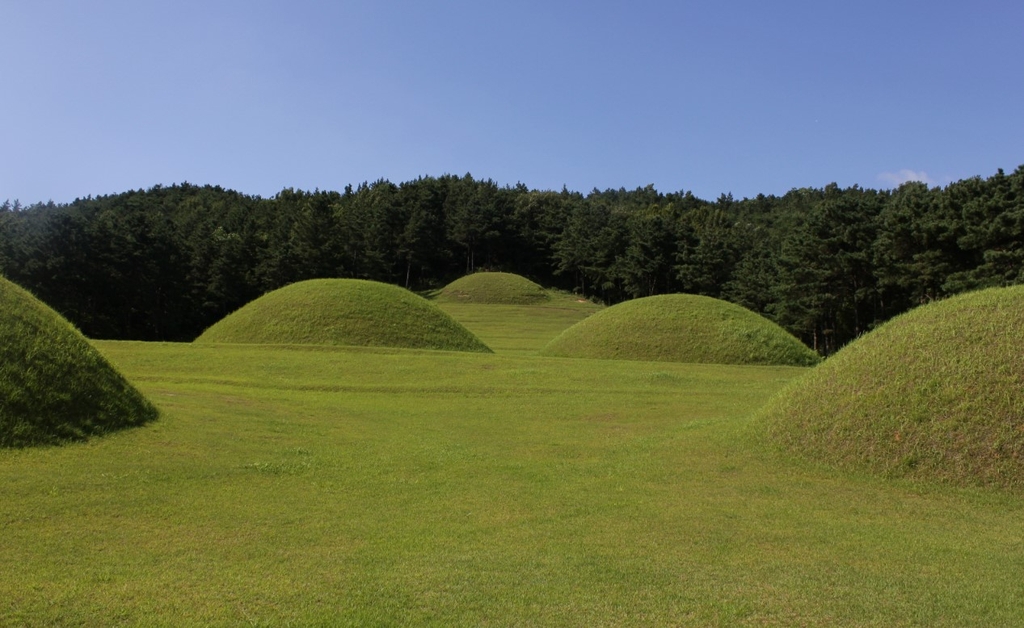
[3,0,1022,204]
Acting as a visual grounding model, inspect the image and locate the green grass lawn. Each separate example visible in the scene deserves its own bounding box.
[197,279,490,353]
[0,276,156,447]
[3,338,1024,626]
[436,272,551,305]
[762,285,1024,491]
[540,293,819,367]
[435,291,603,355]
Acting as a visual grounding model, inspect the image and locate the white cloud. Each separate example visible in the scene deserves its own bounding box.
[878,169,937,187]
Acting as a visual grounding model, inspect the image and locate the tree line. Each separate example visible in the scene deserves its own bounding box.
[2,166,1022,353]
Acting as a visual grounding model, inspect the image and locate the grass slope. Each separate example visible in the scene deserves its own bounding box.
[761,285,1024,490]
[196,278,491,352]
[437,271,550,304]
[2,342,1022,625]
[542,293,820,366]
[436,290,603,355]
[0,276,157,447]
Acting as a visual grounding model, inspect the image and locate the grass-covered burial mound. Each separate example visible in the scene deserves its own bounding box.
[1,276,158,447]
[541,293,819,366]
[196,278,491,352]
[437,272,550,305]
[761,286,1024,490]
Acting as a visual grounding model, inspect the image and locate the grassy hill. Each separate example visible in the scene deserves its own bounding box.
[436,271,551,305]
[3,341,1021,625]
[195,278,491,352]
[6,280,1024,624]
[760,285,1024,490]
[542,293,820,366]
[435,289,603,356]
[0,276,157,447]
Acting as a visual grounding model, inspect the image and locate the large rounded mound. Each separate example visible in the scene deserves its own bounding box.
[760,286,1024,490]
[541,293,819,366]
[437,272,550,305]
[196,279,491,352]
[1,276,158,447]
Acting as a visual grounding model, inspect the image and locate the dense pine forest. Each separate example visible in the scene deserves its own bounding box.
[2,166,1022,354]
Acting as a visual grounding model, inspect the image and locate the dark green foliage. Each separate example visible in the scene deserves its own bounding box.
[674,198,739,298]
[510,187,579,287]
[195,278,491,352]
[542,293,820,366]
[0,276,157,447]
[2,165,1023,356]
[761,285,1024,491]
[770,185,887,353]
[281,188,346,282]
[444,174,509,274]
[617,203,677,298]
[944,167,1024,291]
[0,201,14,275]
[553,195,628,301]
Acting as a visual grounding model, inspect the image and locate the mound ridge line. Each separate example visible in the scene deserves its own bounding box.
[437,272,550,305]
[760,285,1024,490]
[1,275,158,447]
[542,293,819,366]
[196,278,491,352]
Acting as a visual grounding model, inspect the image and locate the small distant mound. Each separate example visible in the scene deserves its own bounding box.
[196,278,491,352]
[541,293,819,366]
[760,286,1024,490]
[437,272,550,305]
[1,276,158,447]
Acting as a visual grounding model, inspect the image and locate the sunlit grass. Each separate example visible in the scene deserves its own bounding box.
[436,290,602,355]
[761,285,1024,490]
[437,271,551,305]
[196,278,490,352]
[1,341,1022,626]
[542,293,820,366]
[0,276,156,447]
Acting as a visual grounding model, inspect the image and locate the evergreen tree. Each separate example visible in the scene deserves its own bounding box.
[944,167,1024,291]
[675,197,737,298]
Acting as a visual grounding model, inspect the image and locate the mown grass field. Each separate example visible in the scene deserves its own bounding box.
[197,279,490,353]
[3,300,1024,625]
[0,276,156,447]
[762,285,1024,490]
[436,272,551,305]
[540,293,819,367]
[435,290,602,355]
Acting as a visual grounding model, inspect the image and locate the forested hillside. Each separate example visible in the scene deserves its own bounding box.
[2,167,1022,353]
